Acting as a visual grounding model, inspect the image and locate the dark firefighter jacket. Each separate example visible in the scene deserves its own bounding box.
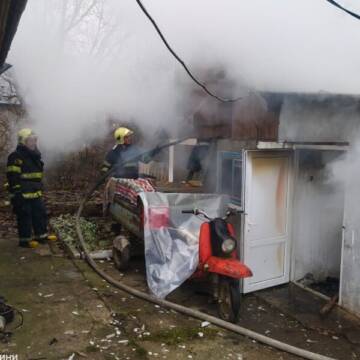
[6,144,44,199]
[186,143,210,181]
[101,144,153,178]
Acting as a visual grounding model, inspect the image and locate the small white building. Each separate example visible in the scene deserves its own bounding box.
[174,90,360,316]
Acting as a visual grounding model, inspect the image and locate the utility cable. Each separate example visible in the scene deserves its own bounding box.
[135,0,242,103]
[325,0,360,20]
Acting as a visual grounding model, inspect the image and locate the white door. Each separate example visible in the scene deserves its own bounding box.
[243,151,292,293]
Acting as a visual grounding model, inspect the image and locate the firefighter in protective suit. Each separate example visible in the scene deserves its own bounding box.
[102,127,160,178]
[6,128,48,248]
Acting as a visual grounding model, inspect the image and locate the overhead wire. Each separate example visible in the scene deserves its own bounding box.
[135,0,243,103]
[325,0,360,20]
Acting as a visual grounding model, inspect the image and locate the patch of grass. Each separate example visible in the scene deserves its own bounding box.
[143,326,218,345]
[128,339,148,358]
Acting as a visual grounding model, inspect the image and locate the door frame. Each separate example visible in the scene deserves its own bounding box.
[241,149,295,293]
[289,149,300,283]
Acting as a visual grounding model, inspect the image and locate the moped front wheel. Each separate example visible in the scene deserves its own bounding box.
[217,276,241,323]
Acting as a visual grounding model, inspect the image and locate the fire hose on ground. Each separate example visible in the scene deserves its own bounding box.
[75,139,337,360]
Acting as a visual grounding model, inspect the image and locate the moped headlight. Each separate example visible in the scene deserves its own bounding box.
[221,238,236,254]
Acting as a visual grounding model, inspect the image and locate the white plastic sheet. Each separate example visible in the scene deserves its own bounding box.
[139,192,230,298]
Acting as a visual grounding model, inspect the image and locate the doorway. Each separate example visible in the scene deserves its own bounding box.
[291,149,345,300]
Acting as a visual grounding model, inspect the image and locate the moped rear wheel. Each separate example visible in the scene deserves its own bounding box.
[217,276,241,323]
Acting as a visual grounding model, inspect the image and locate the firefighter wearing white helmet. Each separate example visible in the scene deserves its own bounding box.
[6,128,48,248]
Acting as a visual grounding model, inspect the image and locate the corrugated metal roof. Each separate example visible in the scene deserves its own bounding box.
[0,0,27,73]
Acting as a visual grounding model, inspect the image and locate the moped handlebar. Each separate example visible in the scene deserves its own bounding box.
[182,207,244,221]
[181,210,195,214]
[182,209,211,219]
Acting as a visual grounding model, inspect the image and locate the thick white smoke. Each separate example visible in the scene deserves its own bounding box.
[8,0,360,152]
[8,0,184,151]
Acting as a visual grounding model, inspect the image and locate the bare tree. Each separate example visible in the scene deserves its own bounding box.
[48,0,123,63]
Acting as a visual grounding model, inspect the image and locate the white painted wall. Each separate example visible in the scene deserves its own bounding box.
[292,150,344,282]
[278,95,360,315]
[340,160,360,316]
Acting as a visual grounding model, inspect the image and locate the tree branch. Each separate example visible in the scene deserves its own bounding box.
[65,0,97,32]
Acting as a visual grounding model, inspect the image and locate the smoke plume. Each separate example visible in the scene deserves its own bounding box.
[8,0,360,152]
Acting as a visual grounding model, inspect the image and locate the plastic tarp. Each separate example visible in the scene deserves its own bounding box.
[139,192,230,298]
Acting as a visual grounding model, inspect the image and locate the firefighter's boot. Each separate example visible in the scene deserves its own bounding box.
[19,240,39,248]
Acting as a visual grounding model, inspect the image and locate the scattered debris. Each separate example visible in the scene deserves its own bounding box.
[50,214,112,254]
[118,340,129,345]
[75,351,87,358]
[49,337,58,345]
[320,295,339,316]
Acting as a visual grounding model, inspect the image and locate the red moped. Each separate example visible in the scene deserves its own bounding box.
[182,208,252,323]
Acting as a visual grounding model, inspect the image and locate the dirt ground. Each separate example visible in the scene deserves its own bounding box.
[0,236,293,359]
[1,203,360,360]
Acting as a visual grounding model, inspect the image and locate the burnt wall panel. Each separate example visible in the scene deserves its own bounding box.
[193,93,280,142]
[192,98,232,139]
[231,95,279,141]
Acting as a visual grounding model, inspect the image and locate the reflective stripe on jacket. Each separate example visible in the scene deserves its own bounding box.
[6,145,44,197]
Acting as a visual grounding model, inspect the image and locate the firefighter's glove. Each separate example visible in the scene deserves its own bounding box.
[12,192,24,213]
